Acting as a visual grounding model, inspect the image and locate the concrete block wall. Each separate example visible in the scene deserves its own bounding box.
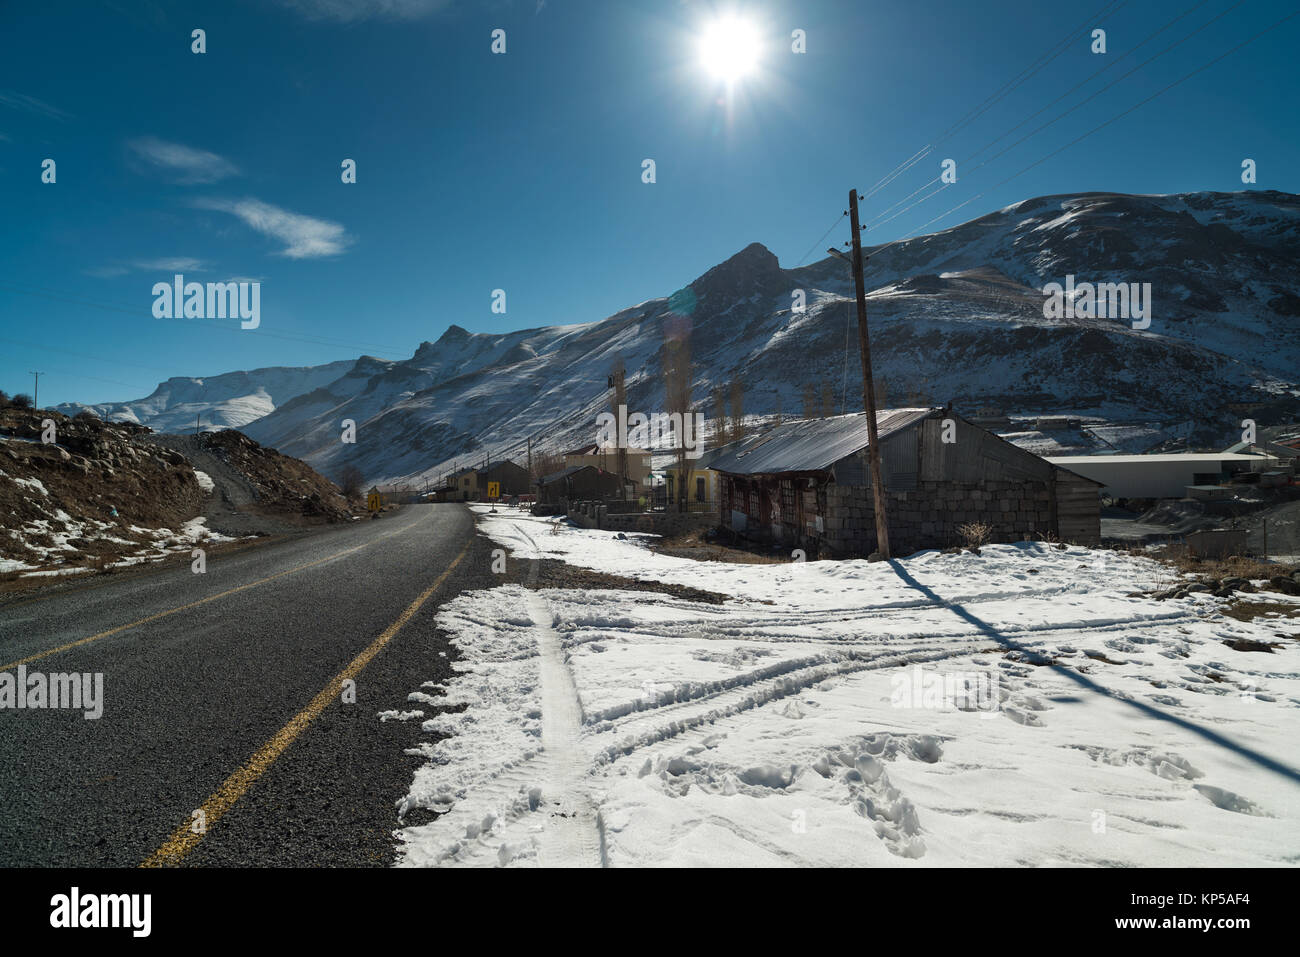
[565,501,716,537]
[823,480,1053,556]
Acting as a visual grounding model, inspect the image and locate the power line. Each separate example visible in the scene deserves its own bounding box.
[864,0,1247,236]
[793,0,1124,268]
[931,0,1133,149]
[964,0,1216,167]
[0,280,412,358]
[795,211,847,266]
[0,335,183,377]
[866,6,1300,260]
[858,0,1130,206]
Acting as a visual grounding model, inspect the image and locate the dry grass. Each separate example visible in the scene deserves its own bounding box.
[1144,543,1295,580]
[1219,600,1300,623]
[651,527,792,564]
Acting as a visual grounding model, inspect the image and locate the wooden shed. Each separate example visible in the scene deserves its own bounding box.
[534,465,623,506]
[710,408,1101,558]
[475,460,531,498]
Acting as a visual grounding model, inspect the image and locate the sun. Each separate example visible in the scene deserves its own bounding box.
[697,15,762,84]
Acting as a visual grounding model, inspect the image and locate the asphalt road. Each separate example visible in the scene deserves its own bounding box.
[0,503,495,867]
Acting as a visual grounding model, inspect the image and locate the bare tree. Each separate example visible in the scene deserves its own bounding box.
[711,384,728,447]
[663,324,693,512]
[532,451,564,481]
[728,379,745,442]
[801,382,816,420]
[338,464,365,501]
[820,380,834,418]
[905,376,930,407]
[11,393,32,409]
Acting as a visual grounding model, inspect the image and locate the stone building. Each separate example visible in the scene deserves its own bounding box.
[534,464,624,506]
[710,408,1101,558]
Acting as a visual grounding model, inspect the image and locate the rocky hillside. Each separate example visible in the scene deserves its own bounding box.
[51,189,1300,485]
[0,406,351,579]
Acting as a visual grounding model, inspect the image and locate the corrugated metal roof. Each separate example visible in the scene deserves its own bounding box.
[537,464,611,486]
[1047,453,1271,464]
[709,409,937,476]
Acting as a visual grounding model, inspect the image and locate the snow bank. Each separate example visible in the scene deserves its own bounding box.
[395,510,1300,867]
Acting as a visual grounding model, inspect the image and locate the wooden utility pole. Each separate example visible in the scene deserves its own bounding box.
[848,188,891,559]
[29,371,42,410]
[609,362,628,499]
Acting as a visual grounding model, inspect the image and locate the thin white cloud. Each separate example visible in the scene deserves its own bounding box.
[85,257,207,278]
[276,0,453,22]
[0,90,70,120]
[135,257,206,272]
[197,198,352,259]
[128,137,239,183]
[84,266,130,279]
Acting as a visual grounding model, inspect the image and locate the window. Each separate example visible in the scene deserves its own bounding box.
[696,477,706,501]
[779,479,795,523]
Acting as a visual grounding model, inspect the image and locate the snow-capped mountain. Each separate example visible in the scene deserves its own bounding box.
[55,360,357,433]
[62,190,1300,485]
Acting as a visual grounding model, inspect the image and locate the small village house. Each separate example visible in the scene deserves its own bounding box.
[535,464,624,507]
[562,443,652,489]
[710,408,1101,557]
[474,460,530,498]
[661,451,722,508]
[433,460,530,502]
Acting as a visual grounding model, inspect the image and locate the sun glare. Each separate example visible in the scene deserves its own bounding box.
[698,15,762,84]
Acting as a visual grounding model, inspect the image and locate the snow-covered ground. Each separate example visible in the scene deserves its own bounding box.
[1,505,233,577]
[395,507,1300,867]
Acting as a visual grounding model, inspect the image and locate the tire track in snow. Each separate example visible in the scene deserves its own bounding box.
[526,590,606,867]
[585,608,1203,765]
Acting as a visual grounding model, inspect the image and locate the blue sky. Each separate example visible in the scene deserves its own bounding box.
[2,0,1297,406]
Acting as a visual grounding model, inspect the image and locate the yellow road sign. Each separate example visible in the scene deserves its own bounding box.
[367,491,381,512]
[487,481,500,499]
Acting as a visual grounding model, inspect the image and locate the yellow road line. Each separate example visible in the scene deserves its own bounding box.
[0,518,417,672]
[141,543,469,868]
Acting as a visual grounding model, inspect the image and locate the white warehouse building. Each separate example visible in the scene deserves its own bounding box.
[1043,453,1278,499]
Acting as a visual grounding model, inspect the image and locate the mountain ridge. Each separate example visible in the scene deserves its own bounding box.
[56,188,1300,486]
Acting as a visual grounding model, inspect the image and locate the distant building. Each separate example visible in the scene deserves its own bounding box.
[1044,452,1280,499]
[434,467,478,502]
[434,460,529,502]
[562,443,652,488]
[475,460,530,498]
[535,464,623,506]
[661,445,725,507]
[1034,416,1081,431]
[710,408,1101,557]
